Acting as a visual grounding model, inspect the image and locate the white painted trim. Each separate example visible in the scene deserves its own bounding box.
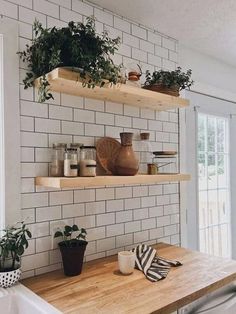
[0,18,20,227]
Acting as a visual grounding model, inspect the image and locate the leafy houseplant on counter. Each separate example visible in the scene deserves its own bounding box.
[54,224,87,276]
[0,222,32,288]
[18,16,121,102]
[143,67,193,96]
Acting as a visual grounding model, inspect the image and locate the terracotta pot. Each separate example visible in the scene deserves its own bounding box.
[143,84,180,96]
[115,133,139,176]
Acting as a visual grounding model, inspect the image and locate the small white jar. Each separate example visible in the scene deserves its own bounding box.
[80,146,96,177]
[64,148,78,177]
[118,251,136,275]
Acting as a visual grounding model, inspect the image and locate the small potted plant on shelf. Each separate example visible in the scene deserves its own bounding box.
[18,16,122,103]
[143,66,193,96]
[54,224,87,276]
[0,222,32,288]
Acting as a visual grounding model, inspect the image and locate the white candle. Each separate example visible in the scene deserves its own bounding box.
[118,251,135,275]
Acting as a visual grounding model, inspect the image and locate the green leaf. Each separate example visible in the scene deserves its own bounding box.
[72,224,79,231]
[54,231,63,238]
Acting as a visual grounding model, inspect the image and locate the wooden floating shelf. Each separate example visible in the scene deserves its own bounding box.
[36,174,190,189]
[35,68,189,111]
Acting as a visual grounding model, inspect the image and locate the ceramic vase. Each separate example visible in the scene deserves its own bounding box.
[115,132,139,176]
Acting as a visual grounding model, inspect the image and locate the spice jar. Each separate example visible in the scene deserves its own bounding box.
[70,143,83,175]
[50,143,67,177]
[64,148,78,177]
[140,133,153,174]
[80,146,96,177]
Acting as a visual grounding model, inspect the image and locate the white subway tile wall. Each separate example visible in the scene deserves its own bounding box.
[0,0,180,277]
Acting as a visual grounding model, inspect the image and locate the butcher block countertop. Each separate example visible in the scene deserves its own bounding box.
[22,243,236,314]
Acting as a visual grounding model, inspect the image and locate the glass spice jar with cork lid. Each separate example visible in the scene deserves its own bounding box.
[64,148,78,177]
[80,146,96,177]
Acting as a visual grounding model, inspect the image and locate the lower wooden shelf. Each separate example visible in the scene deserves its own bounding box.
[35,173,190,189]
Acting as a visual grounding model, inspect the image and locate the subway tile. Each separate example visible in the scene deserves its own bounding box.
[96,112,114,125]
[21,101,48,118]
[74,189,95,203]
[106,199,124,212]
[62,121,84,135]
[116,233,133,248]
[49,0,71,9]
[134,230,149,243]
[49,105,73,120]
[162,37,176,51]
[131,24,147,39]
[142,218,156,230]
[34,0,59,18]
[115,115,132,128]
[163,58,176,71]
[21,132,48,148]
[49,191,73,205]
[72,0,93,15]
[21,116,34,131]
[156,215,171,227]
[141,196,156,208]
[19,6,46,26]
[36,206,61,222]
[140,40,154,53]
[87,227,105,241]
[21,147,34,162]
[74,109,95,123]
[60,6,82,23]
[36,236,52,253]
[125,221,141,233]
[149,227,164,240]
[149,206,164,218]
[85,124,104,137]
[29,222,50,238]
[74,215,95,228]
[35,148,51,163]
[155,45,168,58]
[96,237,115,252]
[21,178,35,193]
[84,98,104,112]
[133,186,148,197]
[104,25,122,39]
[22,252,49,272]
[105,101,123,114]
[97,213,115,226]
[148,31,162,45]
[164,224,178,236]
[96,188,114,201]
[148,53,162,67]
[114,16,130,33]
[85,201,106,215]
[35,118,61,133]
[106,223,124,237]
[21,208,35,224]
[133,208,148,220]
[94,8,113,26]
[62,204,85,218]
[124,105,139,117]
[0,0,18,19]
[61,94,83,108]
[116,210,132,223]
[123,32,139,48]
[132,48,147,62]
[22,193,48,209]
[115,187,132,199]
[125,197,140,210]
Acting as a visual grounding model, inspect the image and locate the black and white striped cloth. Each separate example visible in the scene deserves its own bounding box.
[132,244,182,282]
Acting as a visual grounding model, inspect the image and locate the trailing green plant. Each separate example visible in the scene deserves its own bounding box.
[18,17,121,102]
[54,224,87,248]
[0,222,32,271]
[144,67,193,90]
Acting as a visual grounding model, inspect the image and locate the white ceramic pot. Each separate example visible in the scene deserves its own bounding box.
[118,251,136,275]
[0,268,21,288]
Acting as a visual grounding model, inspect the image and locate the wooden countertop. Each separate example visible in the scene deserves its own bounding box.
[22,243,236,314]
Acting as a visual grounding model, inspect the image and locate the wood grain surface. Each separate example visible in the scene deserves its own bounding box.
[34,68,189,111]
[22,243,236,314]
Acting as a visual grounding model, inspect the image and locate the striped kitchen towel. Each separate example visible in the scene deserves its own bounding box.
[132,244,182,282]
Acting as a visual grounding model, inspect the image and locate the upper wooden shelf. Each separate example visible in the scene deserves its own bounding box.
[36,174,190,189]
[35,68,189,111]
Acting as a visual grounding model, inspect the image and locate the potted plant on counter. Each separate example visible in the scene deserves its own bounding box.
[143,67,193,96]
[0,222,32,288]
[54,224,87,276]
[18,16,121,103]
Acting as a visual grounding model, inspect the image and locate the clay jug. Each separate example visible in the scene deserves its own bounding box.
[115,133,139,176]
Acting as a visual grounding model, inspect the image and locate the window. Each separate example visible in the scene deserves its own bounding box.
[198,113,231,258]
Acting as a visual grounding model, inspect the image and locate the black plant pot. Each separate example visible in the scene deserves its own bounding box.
[59,240,88,276]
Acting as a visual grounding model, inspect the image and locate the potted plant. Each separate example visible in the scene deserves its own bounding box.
[0,222,32,288]
[54,224,87,277]
[18,16,122,103]
[143,67,193,96]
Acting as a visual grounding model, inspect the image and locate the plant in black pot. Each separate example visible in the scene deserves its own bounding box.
[54,224,87,277]
[143,67,193,96]
[0,222,32,288]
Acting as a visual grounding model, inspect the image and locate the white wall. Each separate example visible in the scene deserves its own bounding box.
[0,0,181,278]
[179,45,236,102]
